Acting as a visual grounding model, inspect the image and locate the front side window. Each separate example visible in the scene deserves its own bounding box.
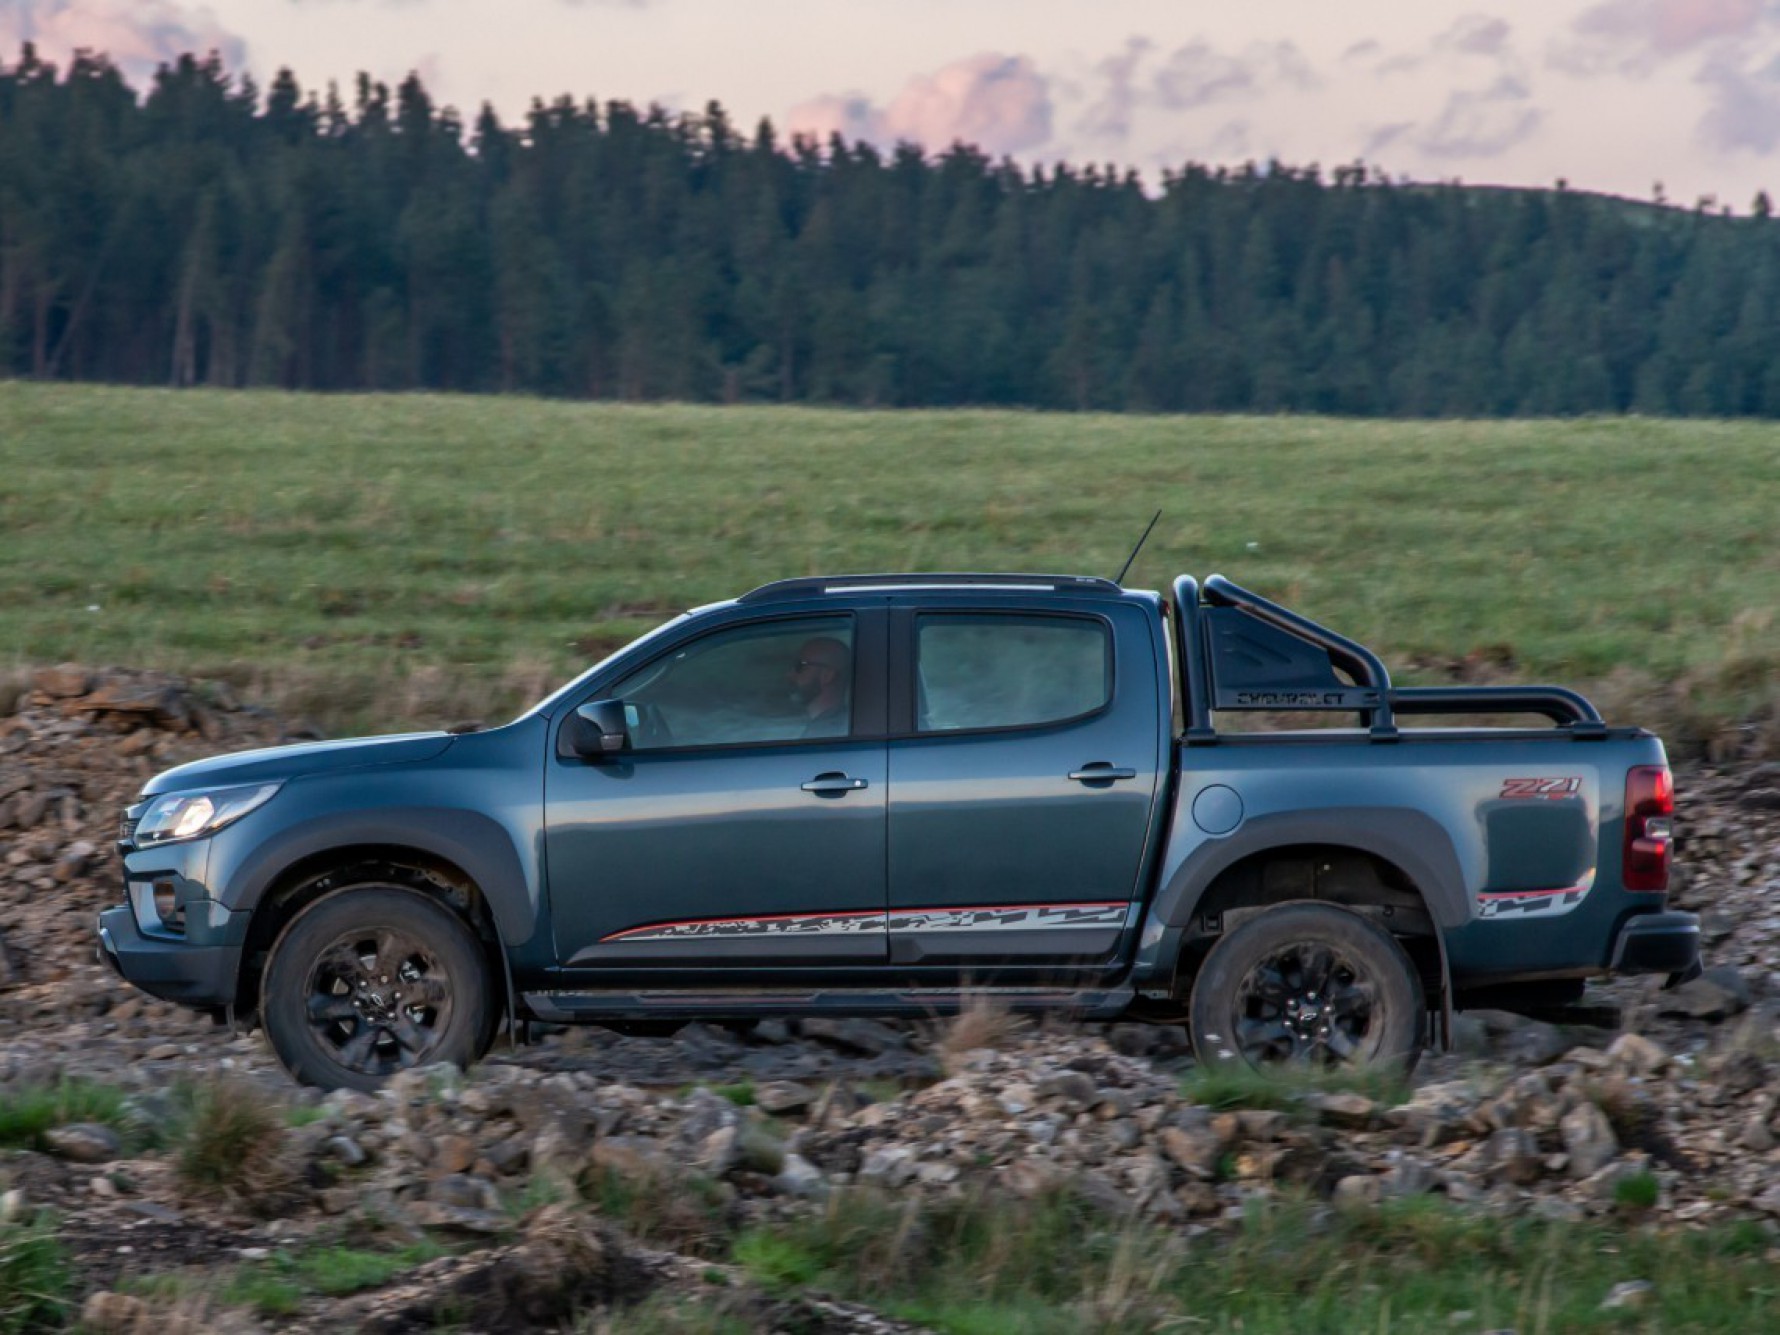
[607,615,854,750]
[916,614,1110,732]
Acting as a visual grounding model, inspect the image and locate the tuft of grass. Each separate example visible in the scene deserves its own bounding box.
[217,1266,303,1317]
[284,1241,447,1297]
[712,1081,755,1108]
[0,1213,71,1335]
[583,1166,735,1258]
[282,1103,329,1129]
[937,994,1029,1068]
[1179,1059,1412,1113]
[169,1080,293,1204]
[578,1292,758,1335]
[1613,1170,1662,1212]
[0,1080,133,1151]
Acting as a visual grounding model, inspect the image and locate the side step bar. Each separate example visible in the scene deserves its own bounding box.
[523,985,1136,1024]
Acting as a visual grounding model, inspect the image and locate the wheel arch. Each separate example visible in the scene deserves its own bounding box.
[232,841,519,1040]
[1147,810,1467,1042]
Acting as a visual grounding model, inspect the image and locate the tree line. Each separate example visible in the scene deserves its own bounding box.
[5,45,1780,415]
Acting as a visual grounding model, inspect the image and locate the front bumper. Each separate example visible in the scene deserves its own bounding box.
[1609,910,1701,977]
[97,904,242,1008]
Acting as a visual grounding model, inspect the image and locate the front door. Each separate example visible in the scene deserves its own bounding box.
[546,611,889,971]
[886,606,1163,974]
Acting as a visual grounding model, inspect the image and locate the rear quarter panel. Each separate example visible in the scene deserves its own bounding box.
[1149,730,1669,981]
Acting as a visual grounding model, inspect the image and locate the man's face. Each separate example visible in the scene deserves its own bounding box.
[789,647,830,704]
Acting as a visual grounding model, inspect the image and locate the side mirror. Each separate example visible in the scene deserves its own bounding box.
[570,699,631,760]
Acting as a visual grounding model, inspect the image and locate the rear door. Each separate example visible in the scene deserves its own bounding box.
[884,598,1166,975]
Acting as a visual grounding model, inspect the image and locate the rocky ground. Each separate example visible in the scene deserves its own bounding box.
[2,666,1779,1332]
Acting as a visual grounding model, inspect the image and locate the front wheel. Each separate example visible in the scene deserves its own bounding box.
[1187,902,1424,1074]
[262,886,495,1091]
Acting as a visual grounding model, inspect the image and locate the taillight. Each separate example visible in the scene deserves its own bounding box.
[1623,765,1673,892]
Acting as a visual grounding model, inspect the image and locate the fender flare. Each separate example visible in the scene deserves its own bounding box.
[228,807,540,948]
[1151,807,1472,931]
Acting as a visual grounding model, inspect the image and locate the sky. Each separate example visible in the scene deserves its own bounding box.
[5,0,1780,208]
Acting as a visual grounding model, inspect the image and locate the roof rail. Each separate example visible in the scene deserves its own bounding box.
[737,572,1125,603]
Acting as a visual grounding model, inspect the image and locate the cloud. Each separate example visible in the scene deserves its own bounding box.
[1078,36,1151,140]
[788,52,1053,157]
[0,0,244,81]
[1413,76,1543,157]
[1697,50,1780,149]
[1556,0,1771,73]
[1152,38,1316,111]
[1438,14,1514,57]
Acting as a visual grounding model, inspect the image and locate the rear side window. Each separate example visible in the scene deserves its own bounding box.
[915,614,1110,732]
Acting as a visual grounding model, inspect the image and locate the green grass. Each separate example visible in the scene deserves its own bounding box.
[1,383,1776,740]
[0,1214,70,1335]
[124,1240,448,1318]
[731,1188,1780,1333]
[1179,1060,1414,1113]
[0,1080,133,1152]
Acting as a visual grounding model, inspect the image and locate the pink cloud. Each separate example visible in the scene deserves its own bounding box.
[1,0,243,83]
[1566,0,1767,68]
[788,52,1053,157]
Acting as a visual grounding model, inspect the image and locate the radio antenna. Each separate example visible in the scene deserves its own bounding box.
[1113,510,1162,586]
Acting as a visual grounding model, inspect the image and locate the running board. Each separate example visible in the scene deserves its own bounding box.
[522,985,1136,1024]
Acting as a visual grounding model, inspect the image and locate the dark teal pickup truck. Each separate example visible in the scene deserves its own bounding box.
[100,573,1698,1090]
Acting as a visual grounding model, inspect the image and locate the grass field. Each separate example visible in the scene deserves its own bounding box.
[1,382,1774,742]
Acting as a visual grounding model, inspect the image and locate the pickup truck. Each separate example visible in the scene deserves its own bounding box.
[99,573,1700,1090]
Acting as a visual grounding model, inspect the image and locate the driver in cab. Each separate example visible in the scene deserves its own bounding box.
[789,637,849,738]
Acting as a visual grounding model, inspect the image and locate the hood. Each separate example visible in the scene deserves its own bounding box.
[141,732,456,796]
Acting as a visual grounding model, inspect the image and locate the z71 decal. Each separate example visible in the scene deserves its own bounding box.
[1499,776,1583,800]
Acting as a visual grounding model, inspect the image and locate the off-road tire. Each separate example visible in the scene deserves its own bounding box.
[262,886,495,1092]
[1188,901,1424,1074]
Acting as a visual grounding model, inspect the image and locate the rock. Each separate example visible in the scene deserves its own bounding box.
[79,1292,148,1334]
[774,1152,828,1198]
[33,665,92,698]
[434,1134,478,1174]
[0,1190,23,1222]
[1606,1033,1669,1076]
[753,1080,816,1115]
[588,1136,669,1181]
[1658,969,1752,1021]
[996,1082,1036,1115]
[1333,1174,1382,1206]
[1739,787,1780,812]
[1159,1125,1222,1179]
[1310,1092,1378,1128]
[43,1122,121,1163]
[1752,1181,1780,1216]
[427,1174,501,1212]
[407,1201,509,1235]
[1036,1070,1098,1110]
[858,1146,918,1187]
[324,1135,368,1166]
[800,1017,906,1056]
[1560,1102,1619,1178]
[1487,1127,1543,1185]
[734,1124,787,1176]
[1600,1280,1654,1311]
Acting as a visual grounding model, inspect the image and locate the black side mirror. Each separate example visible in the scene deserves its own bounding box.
[570,699,631,760]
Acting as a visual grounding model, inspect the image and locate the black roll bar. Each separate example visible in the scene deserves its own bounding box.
[1175,575,1607,741]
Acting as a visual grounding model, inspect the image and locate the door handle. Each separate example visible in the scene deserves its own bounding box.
[1068,764,1137,783]
[802,772,869,794]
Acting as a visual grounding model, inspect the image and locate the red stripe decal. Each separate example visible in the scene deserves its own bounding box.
[1478,886,1584,901]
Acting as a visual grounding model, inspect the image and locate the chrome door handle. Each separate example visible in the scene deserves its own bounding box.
[802,773,869,794]
[1068,764,1137,783]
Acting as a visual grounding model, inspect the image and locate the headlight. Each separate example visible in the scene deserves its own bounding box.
[133,782,282,847]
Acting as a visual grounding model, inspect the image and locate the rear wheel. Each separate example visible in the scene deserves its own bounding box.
[1188,902,1424,1073]
[262,886,495,1092]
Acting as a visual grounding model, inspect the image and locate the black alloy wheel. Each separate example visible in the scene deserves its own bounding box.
[303,926,455,1077]
[1188,901,1424,1074]
[263,886,495,1091]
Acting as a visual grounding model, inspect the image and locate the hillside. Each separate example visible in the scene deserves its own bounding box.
[1,383,1775,747]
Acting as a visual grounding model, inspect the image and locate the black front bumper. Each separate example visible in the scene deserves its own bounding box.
[1610,910,1701,977]
[97,905,242,1008]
